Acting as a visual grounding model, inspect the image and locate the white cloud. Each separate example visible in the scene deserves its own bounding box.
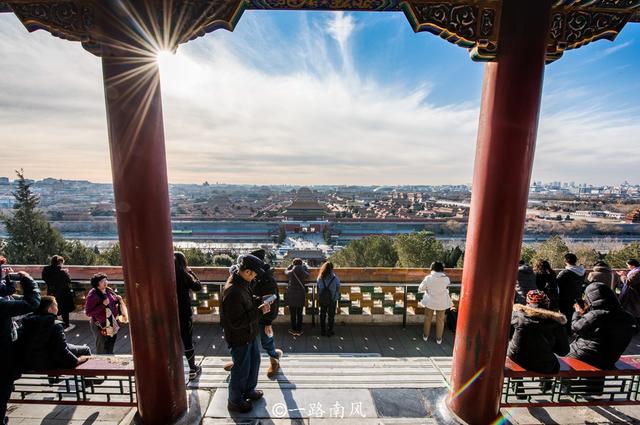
[0,12,638,186]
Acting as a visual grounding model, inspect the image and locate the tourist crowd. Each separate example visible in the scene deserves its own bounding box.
[508,254,640,397]
[2,250,640,420]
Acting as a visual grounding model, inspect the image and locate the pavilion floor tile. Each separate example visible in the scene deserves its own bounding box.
[6,403,132,422]
[205,389,377,419]
[502,405,640,424]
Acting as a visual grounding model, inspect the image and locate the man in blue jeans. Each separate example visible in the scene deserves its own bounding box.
[224,249,283,377]
[220,254,272,413]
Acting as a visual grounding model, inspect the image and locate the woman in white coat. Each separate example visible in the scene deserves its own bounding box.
[419,261,452,344]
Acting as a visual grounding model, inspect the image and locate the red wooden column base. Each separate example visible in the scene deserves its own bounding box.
[447,0,553,423]
[102,51,187,424]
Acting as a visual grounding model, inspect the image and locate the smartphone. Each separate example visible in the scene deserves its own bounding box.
[262,294,277,304]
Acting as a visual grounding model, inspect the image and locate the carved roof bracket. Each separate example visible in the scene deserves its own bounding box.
[5,0,246,57]
[402,0,639,62]
[401,0,501,61]
[546,0,640,62]
[3,0,639,61]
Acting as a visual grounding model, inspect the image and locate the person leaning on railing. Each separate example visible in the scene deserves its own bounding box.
[317,261,340,337]
[533,260,559,311]
[587,260,621,292]
[419,261,452,344]
[174,251,203,381]
[284,258,310,337]
[618,259,640,321]
[42,255,76,332]
[0,270,41,425]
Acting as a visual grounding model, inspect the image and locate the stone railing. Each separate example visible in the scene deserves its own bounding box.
[14,266,465,325]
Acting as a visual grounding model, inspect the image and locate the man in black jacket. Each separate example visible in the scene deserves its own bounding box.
[223,250,284,377]
[221,254,271,413]
[556,253,586,331]
[0,272,40,425]
[20,296,90,371]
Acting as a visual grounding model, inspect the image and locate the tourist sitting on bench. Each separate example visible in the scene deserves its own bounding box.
[507,290,569,396]
[565,282,637,394]
[569,282,636,369]
[20,296,90,371]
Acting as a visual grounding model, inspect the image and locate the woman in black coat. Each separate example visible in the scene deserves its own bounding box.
[508,290,569,374]
[42,255,75,331]
[284,258,309,336]
[568,282,637,369]
[175,252,203,380]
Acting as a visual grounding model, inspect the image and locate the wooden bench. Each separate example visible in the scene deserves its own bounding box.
[502,355,640,407]
[10,357,136,407]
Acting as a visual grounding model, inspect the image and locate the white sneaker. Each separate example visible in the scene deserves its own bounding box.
[436,338,443,345]
[422,335,428,342]
[64,324,76,332]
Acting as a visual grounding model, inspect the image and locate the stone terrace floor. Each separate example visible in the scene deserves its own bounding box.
[64,321,459,357]
[7,321,640,424]
[58,320,640,358]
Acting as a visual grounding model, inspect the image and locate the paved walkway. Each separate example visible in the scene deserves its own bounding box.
[60,320,640,358]
[8,322,640,424]
[63,321,458,357]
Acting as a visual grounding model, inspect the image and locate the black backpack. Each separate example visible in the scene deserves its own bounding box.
[318,276,336,308]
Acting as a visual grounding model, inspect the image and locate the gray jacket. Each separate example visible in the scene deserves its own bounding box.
[285,264,309,308]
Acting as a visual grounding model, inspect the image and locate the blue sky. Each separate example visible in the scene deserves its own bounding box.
[0,10,639,185]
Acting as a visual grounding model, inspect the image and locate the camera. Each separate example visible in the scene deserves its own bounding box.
[7,272,21,281]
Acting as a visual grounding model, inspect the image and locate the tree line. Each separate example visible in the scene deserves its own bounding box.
[329,232,640,269]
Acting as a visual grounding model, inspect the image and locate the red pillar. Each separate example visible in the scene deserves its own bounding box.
[447,0,552,423]
[102,51,187,424]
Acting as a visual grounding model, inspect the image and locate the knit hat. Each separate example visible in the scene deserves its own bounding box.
[238,254,264,274]
[526,290,549,308]
[250,249,266,262]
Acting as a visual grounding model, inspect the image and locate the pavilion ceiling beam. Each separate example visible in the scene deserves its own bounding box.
[3,0,639,60]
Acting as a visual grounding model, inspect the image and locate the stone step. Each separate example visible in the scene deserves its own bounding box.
[189,354,448,392]
[188,379,445,390]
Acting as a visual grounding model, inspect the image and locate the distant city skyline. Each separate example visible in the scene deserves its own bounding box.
[1,11,639,185]
[1,175,638,189]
